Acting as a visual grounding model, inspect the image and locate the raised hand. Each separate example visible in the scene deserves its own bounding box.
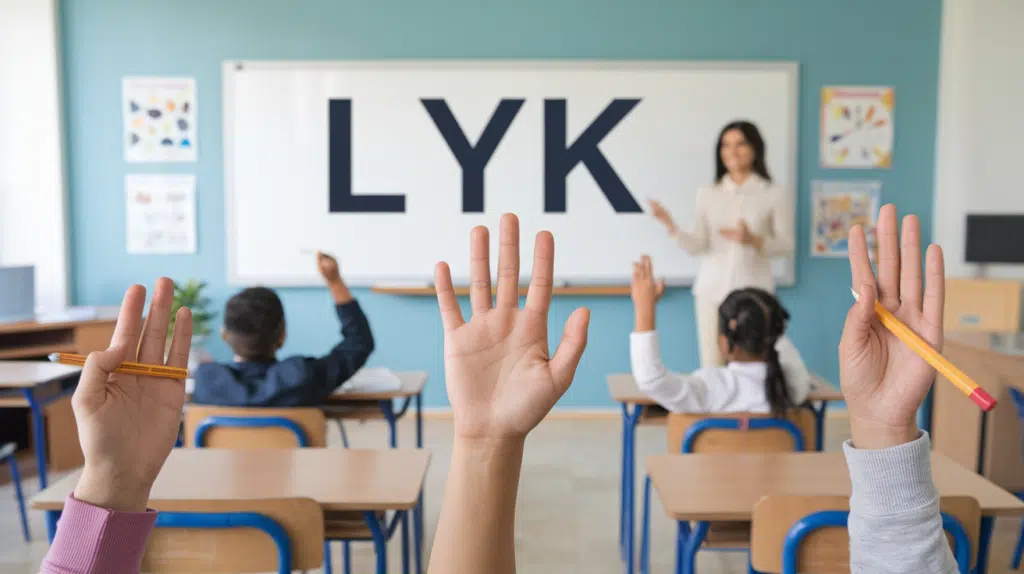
[434,214,591,439]
[631,255,665,332]
[648,199,678,233]
[316,251,341,283]
[72,278,192,512]
[839,204,944,449]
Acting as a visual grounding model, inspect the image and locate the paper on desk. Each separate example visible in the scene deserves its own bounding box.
[334,367,402,394]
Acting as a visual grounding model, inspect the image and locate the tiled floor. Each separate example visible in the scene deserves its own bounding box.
[1,414,1022,573]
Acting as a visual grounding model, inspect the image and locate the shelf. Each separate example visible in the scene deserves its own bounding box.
[371,285,631,296]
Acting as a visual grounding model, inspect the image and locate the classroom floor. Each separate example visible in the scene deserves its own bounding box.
[1,414,1022,573]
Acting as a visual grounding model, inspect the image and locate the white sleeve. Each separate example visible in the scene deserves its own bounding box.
[759,185,795,257]
[630,331,726,412]
[672,188,711,255]
[775,336,811,405]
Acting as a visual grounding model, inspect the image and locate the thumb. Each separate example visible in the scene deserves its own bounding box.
[550,307,591,391]
[72,347,127,414]
[842,283,877,350]
[656,279,666,297]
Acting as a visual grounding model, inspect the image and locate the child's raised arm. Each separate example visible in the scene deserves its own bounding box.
[41,278,192,574]
[427,214,590,574]
[840,205,957,574]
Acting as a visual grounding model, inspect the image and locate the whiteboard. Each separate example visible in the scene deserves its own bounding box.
[224,61,798,286]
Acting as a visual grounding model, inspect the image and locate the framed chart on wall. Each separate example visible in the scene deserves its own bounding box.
[820,86,894,169]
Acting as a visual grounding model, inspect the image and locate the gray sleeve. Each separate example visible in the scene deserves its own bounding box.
[843,432,958,574]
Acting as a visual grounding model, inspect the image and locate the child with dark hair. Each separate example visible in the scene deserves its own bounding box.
[192,252,374,407]
[629,256,810,414]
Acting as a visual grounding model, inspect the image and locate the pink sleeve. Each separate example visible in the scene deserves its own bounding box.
[40,495,157,574]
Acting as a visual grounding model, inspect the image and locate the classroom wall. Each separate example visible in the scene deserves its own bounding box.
[933,0,1024,279]
[0,0,69,312]
[61,0,942,409]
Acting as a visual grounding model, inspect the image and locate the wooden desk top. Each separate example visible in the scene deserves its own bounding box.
[326,371,428,401]
[0,308,118,335]
[606,373,844,405]
[646,452,1024,521]
[0,361,82,388]
[946,331,1024,358]
[32,448,430,512]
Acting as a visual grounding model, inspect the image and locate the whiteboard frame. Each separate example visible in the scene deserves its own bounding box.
[223,60,800,287]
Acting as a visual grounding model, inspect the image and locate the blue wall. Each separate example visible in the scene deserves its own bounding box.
[61,0,942,408]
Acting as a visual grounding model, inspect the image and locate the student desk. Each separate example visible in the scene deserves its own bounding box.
[607,373,843,572]
[324,371,429,449]
[932,332,1024,492]
[645,451,1024,574]
[32,448,430,574]
[0,362,82,490]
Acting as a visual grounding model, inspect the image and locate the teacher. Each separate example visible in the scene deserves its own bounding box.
[649,120,794,367]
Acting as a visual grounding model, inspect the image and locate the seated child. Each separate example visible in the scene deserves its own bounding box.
[629,256,810,414]
[193,251,374,407]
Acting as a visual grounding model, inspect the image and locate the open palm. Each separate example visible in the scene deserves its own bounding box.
[435,214,590,439]
[839,205,944,431]
[73,278,192,510]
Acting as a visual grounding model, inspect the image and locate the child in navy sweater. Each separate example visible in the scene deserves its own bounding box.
[193,252,374,407]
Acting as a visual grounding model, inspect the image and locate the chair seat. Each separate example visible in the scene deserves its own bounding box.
[324,510,387,540]
[701,521,751,549]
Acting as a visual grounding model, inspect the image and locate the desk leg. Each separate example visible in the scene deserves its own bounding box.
[24,389,49,490]
[415,392,424,572]
[364,511,389,574]
[678,521,708,574]
[976,515,994,574]
[401,510,411,574]
[623,404,643,574]
[814,401,828,452]
[46,510,60,543]
[619,407,627,556]
[380,400,398,448]
[414,495,423,574]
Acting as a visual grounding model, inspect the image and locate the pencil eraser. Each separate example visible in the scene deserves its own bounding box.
[969,388,997,412]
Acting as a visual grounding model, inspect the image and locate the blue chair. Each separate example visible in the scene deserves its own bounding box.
[750,495,979,574]
[1006,386,1024,569]
[639,411,812,574]
[183,405,410,574]
[1,442,29,542]
[145,498,322,573]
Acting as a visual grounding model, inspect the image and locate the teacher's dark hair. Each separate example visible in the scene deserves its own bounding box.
[715,120,772,183]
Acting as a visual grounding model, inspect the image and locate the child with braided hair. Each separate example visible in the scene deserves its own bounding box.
[630,255,811,414]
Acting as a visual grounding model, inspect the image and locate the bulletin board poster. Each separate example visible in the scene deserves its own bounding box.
[125,174,197,254]
[122,77,197,163]
[820,86,893,169]
[811,180,881,258]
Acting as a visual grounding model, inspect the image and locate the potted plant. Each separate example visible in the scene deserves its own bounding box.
[168,279,216,374]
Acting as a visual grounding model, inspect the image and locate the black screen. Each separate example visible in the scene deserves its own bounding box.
[965,214,1024,263]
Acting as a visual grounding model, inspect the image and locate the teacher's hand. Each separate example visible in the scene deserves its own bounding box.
[720,219,763,249]
[648,199,677,234]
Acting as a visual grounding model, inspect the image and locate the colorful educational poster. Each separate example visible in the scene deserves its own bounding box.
[811,180,881,257]
[820,86,894,169]
[125,174,197,254]
[122,77,197,162]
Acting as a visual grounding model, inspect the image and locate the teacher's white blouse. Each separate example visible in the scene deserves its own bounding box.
[672,174,794,299]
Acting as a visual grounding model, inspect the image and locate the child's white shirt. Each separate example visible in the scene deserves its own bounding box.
[629,331,811,413]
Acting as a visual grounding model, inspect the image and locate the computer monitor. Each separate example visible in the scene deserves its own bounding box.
[965,214,1024,264]
[0,265,36,324]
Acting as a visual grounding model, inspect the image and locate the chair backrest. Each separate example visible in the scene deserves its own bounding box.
[184,406,327,448]
[750,495,980,574]
[667,409,816,454]
[944,278,1022,332]
[1008,387,1024,422]
[143,497,324,573]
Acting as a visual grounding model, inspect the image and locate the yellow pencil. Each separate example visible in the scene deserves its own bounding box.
[851,288,995,411]
[49,352,188,380]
